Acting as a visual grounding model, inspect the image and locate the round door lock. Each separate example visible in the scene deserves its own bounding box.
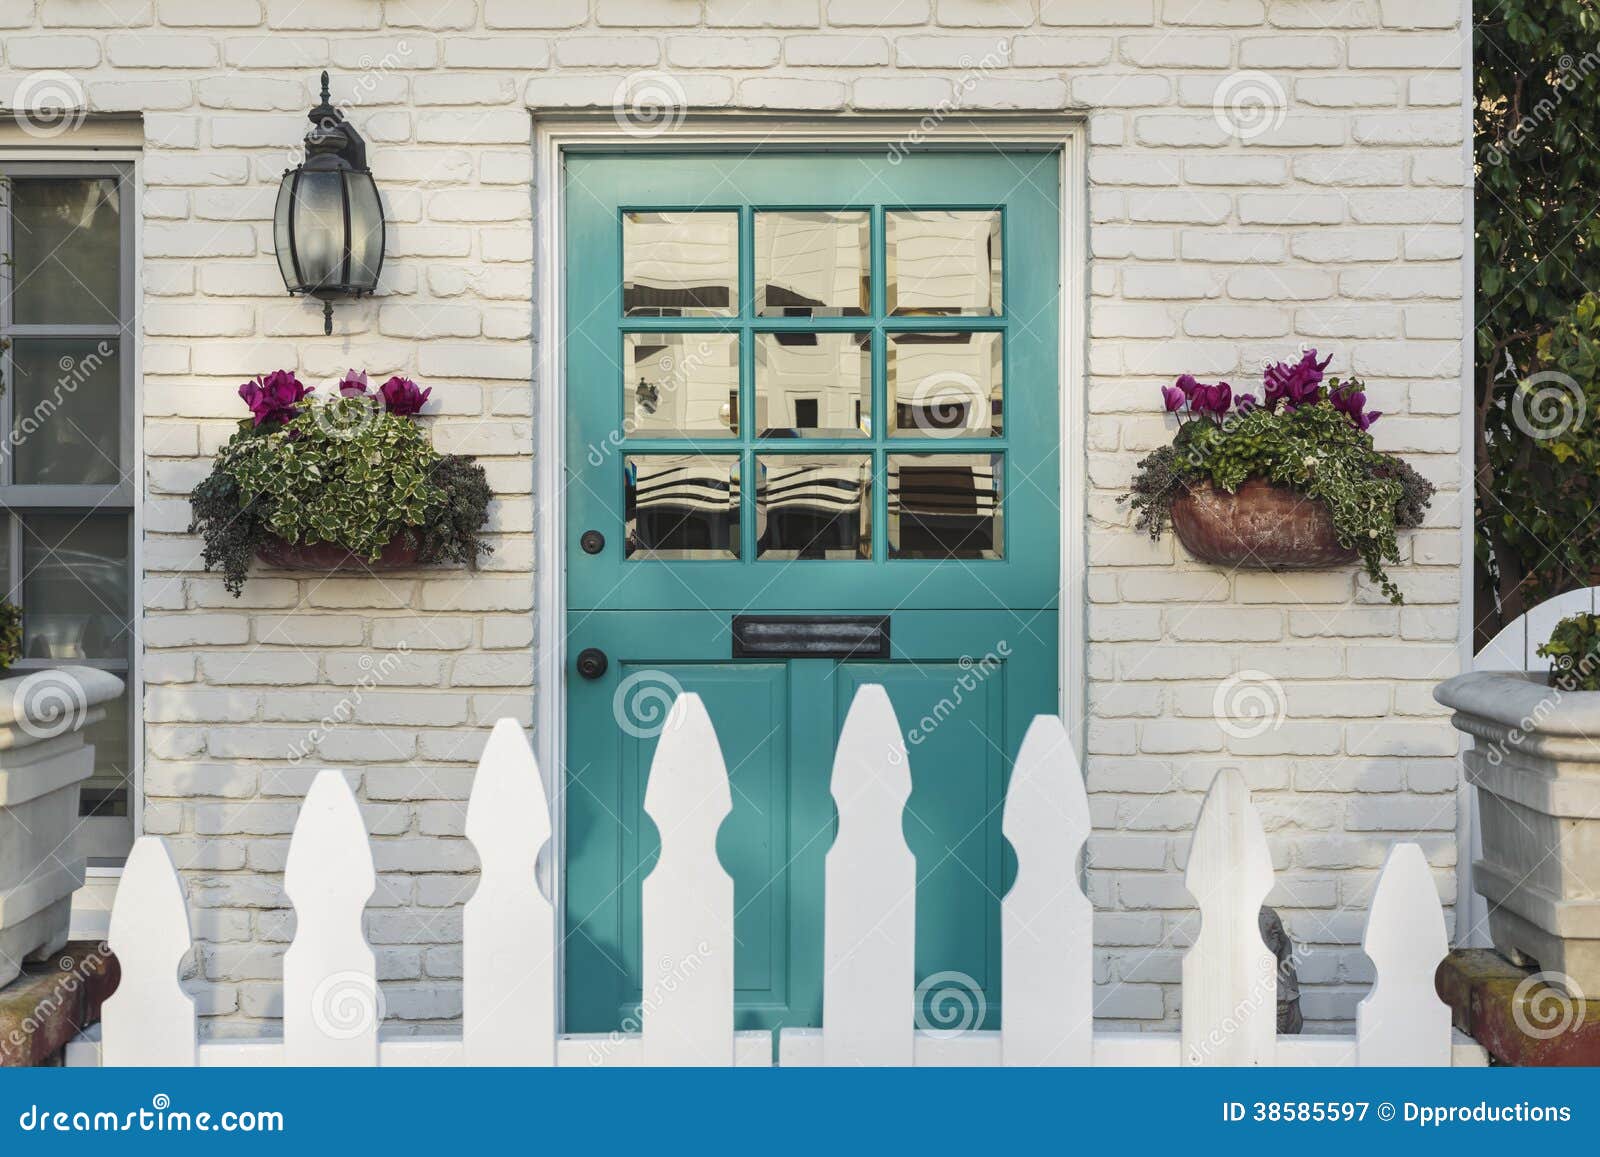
[580,529,605,555]
[576,647,608,680]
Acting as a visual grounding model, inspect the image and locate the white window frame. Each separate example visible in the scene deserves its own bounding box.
[0,142,144,938]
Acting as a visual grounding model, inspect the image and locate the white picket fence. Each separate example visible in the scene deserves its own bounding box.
[70,685,1485,1068]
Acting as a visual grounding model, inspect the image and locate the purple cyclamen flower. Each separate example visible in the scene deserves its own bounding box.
[1262,349,1332,411]
[1192,381,1233,416]
[336,369,370,397]
[1161,385,1188,412]
[1174,373,1200,398]
[378,375,432,416]
[1330,381,1383,432]
[1235,392,1259,413]
[239,370,312,426]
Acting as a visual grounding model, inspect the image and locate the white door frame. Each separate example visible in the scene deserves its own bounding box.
[532,113,1088,1022]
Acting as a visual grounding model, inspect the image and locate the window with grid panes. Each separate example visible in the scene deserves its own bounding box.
[0,164,136,864]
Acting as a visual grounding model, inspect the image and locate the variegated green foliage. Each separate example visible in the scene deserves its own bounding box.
[220,399,445,559]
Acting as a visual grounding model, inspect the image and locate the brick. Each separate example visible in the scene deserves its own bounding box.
[1041,0,1156,22]
[158,0,261,24]
[483,0,587,27]
[7,35,101,67]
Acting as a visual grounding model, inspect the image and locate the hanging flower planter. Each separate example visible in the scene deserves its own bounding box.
[1122,350,1435,602]
[1169,478,1357,570]
[189,369,492,595]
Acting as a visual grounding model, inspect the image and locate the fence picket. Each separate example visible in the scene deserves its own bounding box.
[283,770,379,1066]
[1358,843,1451,1066]
[824,684,915,1065]
[641,693,734,1065]
[1002,715,1092,1066]
[1181,768,1276,1066]
[464,719,556,1065]
[101,837,196,1066]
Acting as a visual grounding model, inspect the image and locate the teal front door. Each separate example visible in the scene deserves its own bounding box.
[563,149,1061,1037]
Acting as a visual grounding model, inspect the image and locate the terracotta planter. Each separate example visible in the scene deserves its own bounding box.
[1169,478,1357,570]
[256,535,422,572]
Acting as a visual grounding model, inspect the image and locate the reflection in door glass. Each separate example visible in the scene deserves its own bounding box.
[623,211,738,317]
[756,332,870,438]
[886,210,1002,316]
[623,333,739,437]
[756,455,871,560]
[754,211,869,317]
[888,453,1003,559]
[625,455,741,559]
[887,331,1002,437]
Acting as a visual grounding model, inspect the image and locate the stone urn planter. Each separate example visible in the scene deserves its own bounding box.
[256,535,421,572]
[1170,479,1358,570]
[0,667,125,989]
[1435,670,1600,995]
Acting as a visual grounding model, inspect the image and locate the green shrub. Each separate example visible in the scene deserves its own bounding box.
[1537,611,1600,691]
[1475,3,1600,639]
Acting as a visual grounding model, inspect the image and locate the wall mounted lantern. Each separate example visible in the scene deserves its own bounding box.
[273,72,385,335]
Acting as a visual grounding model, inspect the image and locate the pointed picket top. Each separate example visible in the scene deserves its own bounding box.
[1181,768,1276,1066]
[283,769,379,1065]
[1002,714,1091,1066]
[102,837,196,1066]
[1358,843,1451,1066]
[464,719,556,1065]
[824,684,916,1066]
[641,693,735,1065]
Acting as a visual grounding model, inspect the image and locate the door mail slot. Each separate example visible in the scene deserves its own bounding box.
[731,615,890,660]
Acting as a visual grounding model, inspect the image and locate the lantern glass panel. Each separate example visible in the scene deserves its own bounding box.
[344,171,384,291]
[290,168,346,290]
[273,174,298,290]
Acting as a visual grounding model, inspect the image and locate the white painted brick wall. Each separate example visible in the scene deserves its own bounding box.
[0,0,1468,1036]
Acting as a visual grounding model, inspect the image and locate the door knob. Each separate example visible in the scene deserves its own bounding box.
[576,647,608,680]
[580,529,605,554]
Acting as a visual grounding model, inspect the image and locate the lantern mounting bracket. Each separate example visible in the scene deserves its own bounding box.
[304,71,369,173]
